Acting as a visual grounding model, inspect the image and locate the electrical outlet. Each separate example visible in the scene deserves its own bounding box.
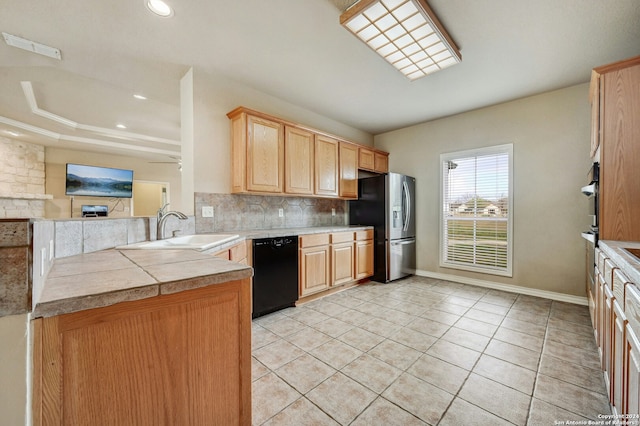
[278,208,284,218]
[332,208,336,216]
[202,206,214,218]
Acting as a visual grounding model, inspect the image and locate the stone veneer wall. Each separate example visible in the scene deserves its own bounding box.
[194,193,348,234]
[0,137,47,218]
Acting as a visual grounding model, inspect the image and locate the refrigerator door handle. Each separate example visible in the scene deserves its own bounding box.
[402,180,411,232]
[392,239,415,245]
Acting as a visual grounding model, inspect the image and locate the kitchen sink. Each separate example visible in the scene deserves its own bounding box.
[117,234,239,251]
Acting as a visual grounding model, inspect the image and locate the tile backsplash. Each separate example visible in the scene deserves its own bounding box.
[195,193,347,234]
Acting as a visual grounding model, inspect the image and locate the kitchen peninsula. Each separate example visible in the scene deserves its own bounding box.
[32,247,253,425]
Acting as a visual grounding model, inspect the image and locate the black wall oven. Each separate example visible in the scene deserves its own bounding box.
[581,162,599,293]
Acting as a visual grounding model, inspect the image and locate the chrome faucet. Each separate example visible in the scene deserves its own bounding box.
[157,203,188,240]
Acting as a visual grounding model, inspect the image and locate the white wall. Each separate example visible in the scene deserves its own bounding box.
[191,68,374,195]
[376,83,592,297]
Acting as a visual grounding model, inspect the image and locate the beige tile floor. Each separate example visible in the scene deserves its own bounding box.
[251,276,611,425]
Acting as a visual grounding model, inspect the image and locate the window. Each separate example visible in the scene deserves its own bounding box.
[440,144,513,276]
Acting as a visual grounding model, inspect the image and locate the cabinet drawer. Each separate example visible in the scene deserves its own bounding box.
[613,269,631,307]
[355,229,373,241]
[626,284,640,337]
[331,232,354,244]
[604,258,618,287]
[300,233,330,248]
[597,249,608,273]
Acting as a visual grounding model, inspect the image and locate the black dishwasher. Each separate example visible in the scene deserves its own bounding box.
[252,236,298,319]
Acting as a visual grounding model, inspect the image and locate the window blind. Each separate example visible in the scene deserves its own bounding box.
[440,144,513,276]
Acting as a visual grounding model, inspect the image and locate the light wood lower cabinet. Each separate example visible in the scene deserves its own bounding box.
[355,230,374,280]
[298,230,373,299]
[626,284,640,415]
[332,246,354,287]
[213,240,248,264]
[591,245,640,417]
[299,234,331,297]
[33,279,252,426]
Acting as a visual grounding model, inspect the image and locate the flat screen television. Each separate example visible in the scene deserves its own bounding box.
[65,163,134,198]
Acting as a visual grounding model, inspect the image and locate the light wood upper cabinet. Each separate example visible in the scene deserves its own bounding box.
[593,56,640,241]
[228,108,284,194]
[315,135,339,197]
[358,148,375,170]
[359,147,389,173]
[285,126,314,195]
[374,151,389,173]
[339,142,358,199]
[228,106,389,199]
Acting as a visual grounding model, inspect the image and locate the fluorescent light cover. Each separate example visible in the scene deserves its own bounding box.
[2,32,62,60]
[116,124,127,129]
[340,0,461,80]
[133,94,147,100]
[146,0,173,17]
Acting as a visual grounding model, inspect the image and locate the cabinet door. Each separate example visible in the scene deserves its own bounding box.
[613,299,627,414]
[315,135,339,197]
[339,142,358,199]
[355,239,374,279]
[332,242,354,286]
[604,284,615,398]
[626,323,640,415]
[247,115,284,193]
[600,62,640,241]
[285,126,314,195]
[374,152,389,173]
[299,246,330,297]
[35,280,252,425]
[358,148,375,170]
[597,271,605,363]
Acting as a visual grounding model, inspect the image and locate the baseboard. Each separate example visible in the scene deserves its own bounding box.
[414,269,588,306]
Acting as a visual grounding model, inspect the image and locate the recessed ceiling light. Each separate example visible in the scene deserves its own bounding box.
[146,0,173,17]
[133,94,147,100]
[4,130,20,137]
[116,124,127,129]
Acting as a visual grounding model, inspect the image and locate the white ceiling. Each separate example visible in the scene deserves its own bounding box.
[0,0,639,161]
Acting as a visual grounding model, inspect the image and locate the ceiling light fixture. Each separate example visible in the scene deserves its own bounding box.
[146,0,174,17]
[340,0,461,80]
[116,123,127,129]
[2,32,62,60]
[133,94,147,100]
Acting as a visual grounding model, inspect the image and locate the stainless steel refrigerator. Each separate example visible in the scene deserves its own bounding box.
[349,173,416,282]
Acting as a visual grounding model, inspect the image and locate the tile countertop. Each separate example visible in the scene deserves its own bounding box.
[33,226,372,318]
[232,225,373,240]
[33,249,253,318]
[599,240,640,285]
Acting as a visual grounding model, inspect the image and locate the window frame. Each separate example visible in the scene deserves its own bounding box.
[439,143,514,277]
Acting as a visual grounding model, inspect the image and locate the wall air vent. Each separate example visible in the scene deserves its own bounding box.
[2,32,62,60]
